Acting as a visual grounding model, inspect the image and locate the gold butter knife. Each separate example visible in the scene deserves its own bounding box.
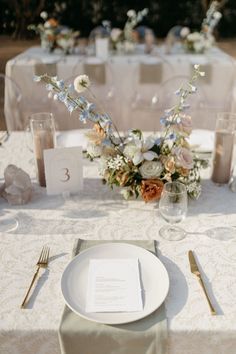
[188,250,216,315]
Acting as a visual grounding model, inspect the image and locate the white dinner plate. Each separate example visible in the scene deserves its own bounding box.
[61,243,169,324]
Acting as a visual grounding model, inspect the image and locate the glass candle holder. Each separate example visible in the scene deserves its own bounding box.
[30,112,55,187]
[211,114,236,185]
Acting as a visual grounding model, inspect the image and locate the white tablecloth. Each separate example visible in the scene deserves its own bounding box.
[5,46,236,131]
[0,131,236,354]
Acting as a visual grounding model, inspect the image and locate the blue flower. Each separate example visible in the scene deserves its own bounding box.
[79,110,89,123]
[86,102,96,112]
[46,84,53,91]
[155,137,162,145]
[160,117,167,125]
[57,80,65,90]
[174,88,181,96]
[169,133,176,140]
[64,99,77,113]
[77,96,87,106]
[33,75,41,82]
[68,84,75,94]
[58,92,67,102]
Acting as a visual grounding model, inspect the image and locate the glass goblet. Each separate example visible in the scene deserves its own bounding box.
[159,181,188,241]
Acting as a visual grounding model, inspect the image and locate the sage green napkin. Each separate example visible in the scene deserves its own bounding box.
[34,63,57,77]
[83,63,106,84]
[139,63,163,84]
[59,239,167,354]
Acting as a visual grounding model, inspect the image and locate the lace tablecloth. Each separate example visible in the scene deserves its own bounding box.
[0,132,236,354]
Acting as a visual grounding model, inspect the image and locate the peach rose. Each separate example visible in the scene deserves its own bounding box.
[164,156,175,174]
[178,167,190,177]
[141,179,164,202]
[86,123,106,145]
[116,171,130,186]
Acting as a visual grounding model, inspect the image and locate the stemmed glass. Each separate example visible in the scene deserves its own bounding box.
[159,181,188,241]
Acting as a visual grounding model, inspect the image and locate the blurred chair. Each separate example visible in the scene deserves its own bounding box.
[1,73,23,131]
[165,25,188,54]
[19,58,56,130]
[157,75,213,129]
[63,58,120,130]
[194,54,236,123]
[126,57,174,132]
[87,26,110,56]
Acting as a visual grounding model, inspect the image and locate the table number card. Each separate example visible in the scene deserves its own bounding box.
[43,147,83,195]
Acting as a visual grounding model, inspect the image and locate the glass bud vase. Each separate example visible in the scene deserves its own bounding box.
[211,114,236,185]
[30,112,55,187]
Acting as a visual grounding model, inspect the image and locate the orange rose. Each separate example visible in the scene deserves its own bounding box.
[47,18,58,27]
[141,179,164,202]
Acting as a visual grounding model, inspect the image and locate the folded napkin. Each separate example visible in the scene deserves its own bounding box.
[59,239,167,354]
[34,62,57,77]
[84,63,106,84]
[139,62,163,84]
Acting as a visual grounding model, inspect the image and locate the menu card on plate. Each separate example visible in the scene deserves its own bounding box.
[86,259,143,313]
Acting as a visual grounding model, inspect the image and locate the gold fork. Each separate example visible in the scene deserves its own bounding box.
[21,246,50,308]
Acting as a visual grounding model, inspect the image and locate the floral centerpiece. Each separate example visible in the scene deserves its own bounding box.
[28,11,80,54]
[34,65,208,202]
[184,1,222,53]
[110,8,149,53]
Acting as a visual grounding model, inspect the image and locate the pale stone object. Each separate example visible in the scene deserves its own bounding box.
[0,164,32,205]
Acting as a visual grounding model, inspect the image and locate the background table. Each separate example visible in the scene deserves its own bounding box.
[0,131,236,354]
[5,46,236,131]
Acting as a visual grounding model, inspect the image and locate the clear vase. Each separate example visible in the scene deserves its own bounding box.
[30,112,55,187]
[211,114,236,185]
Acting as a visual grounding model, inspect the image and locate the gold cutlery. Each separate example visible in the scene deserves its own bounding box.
[188,250,216,315]
[21,246,50,308]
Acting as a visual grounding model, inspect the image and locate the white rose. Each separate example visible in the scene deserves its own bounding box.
[174,147,193,169]
[187,32,201,42]
[213,11,222,20]
[74,75,90,93]
[40,11,48,20]
[193,40,205,53]
[139,161,163,179]
[127,9,136,18]
[87,142,103,157]
[180,27,190,38]
[110,28,122,42]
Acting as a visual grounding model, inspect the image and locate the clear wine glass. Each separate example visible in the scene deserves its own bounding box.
[159,181,188,241]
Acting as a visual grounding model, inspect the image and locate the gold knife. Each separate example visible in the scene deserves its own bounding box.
[188,250,216,315]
